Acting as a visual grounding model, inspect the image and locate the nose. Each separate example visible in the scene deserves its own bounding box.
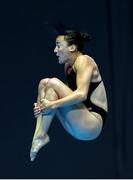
[54,46,57,53]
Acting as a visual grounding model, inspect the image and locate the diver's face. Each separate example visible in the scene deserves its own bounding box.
[54,36,71,64]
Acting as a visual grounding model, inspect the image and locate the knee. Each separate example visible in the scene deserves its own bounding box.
[39,78,50,89]
[46,77,60,87]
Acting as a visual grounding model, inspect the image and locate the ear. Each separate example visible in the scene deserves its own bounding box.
[68,44,77,52]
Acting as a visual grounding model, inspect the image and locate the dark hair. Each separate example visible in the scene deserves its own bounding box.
[59,30,92,51]
[42,21,92,51]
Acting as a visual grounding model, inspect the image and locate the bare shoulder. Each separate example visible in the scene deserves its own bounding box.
[74,54,96,71]
[84,55,98,67]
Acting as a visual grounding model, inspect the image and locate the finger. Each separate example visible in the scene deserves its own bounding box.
[34,112,41,116]
[34,114,40,118]
[34,111,41,118]
[34,103,37,108]
[34,109,41,113]
[34,107,40,111]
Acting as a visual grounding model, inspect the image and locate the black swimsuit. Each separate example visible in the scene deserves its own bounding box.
[66,67,107,122]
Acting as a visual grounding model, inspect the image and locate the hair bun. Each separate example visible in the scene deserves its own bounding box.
[80,32,92,42]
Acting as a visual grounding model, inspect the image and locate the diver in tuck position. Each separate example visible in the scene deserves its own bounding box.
[30,30,108,161]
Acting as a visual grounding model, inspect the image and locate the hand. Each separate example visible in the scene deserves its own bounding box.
[40,99,55,115]
[34,103,41,118]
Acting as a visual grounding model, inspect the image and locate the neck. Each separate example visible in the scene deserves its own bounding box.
[69,51,82,66]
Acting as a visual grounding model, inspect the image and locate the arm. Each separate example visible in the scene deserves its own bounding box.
[51,56,95,108]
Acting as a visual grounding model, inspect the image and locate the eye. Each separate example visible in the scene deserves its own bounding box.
[57,45,60,48]
[56,42,61,49]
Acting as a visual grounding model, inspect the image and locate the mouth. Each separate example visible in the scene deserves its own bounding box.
[56,55,60,59]
[56,54,64,63]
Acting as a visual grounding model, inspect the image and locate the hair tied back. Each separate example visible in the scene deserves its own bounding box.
[80,32,92,42]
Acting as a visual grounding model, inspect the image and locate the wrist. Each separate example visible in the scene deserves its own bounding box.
[52,100,60,109]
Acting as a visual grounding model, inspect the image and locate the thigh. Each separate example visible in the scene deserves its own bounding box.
[46,77,73,98]
[56,103,103,140]
[46,78,103,140]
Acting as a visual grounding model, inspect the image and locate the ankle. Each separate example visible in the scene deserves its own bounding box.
[36,133,48,140]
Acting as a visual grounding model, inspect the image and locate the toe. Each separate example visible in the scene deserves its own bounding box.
[30,151,37,162]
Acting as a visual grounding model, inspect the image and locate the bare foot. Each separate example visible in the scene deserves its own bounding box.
[30,134,50,162]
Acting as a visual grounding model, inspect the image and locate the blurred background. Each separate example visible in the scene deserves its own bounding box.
[0,0,132,178]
